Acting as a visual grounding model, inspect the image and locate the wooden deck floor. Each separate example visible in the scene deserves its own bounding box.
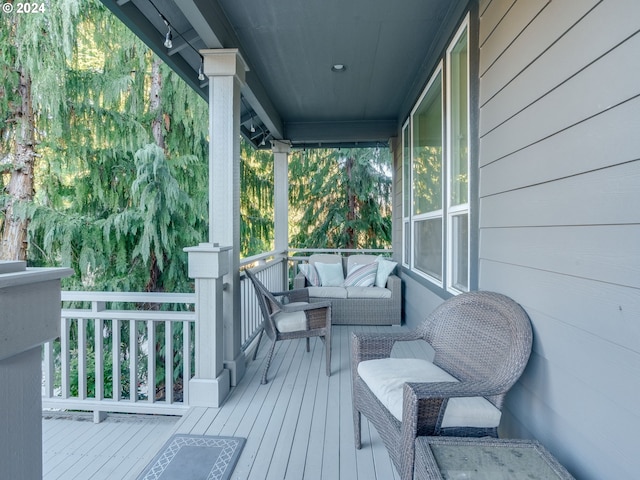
[43,325,430,479]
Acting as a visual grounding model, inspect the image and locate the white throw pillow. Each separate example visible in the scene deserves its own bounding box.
[343,262,377,287]
[315,262,345,287]
[298,263,320,287]
[375,256,397,288]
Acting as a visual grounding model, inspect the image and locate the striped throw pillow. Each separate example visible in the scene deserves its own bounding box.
[343,262,378,287]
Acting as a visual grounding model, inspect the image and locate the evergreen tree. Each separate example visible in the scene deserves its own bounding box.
[21,1,209,292]
[1,0,393,292]
[289,147,392,249]
[0,0,81,259]
[240,141,274,256]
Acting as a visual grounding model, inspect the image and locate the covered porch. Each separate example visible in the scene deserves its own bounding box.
[2,0,638,479]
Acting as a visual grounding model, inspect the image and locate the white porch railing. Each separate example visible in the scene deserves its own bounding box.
[42,256,287,418]
[240,252,288,351]
[42,291,196,419]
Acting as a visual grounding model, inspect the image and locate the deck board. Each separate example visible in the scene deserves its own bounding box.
[44,325,431,479]
[43,412,178,480]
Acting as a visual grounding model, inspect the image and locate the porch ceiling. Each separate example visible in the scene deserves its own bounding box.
[102,0,466,149]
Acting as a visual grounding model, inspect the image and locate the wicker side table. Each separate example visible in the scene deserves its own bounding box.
[414,436,575,480]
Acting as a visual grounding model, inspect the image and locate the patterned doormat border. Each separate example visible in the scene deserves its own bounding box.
[136,434,245,480]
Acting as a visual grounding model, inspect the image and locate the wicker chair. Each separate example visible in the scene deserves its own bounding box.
[351,291,533,480]
[246,269,332,384]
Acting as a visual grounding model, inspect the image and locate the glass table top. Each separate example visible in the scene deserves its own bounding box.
[431,443,566,480]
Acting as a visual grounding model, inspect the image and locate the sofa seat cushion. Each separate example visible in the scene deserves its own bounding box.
[308,286,348,299]
[274,302,308,333]
[346,286,392,299]
[357,358,501,428]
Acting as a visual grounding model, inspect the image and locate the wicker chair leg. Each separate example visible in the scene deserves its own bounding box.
[252,329,264,361]
[261,339,277,385]
[325,334,331,376]
[353,409,362,449]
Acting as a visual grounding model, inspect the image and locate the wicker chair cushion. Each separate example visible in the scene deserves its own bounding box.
[315,262,345,286]
[274,302,308,333]
[358,358,501,428]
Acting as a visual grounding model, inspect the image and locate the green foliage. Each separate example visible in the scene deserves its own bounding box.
[289,147,392,249]
[18,2,208,293]
[241,141,274,256]
[3,0,393,283]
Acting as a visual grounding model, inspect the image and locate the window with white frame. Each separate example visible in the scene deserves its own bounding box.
[402,121,411,267]
[402,15,470,293]
[447,21,470,292]
[411,67,443,284]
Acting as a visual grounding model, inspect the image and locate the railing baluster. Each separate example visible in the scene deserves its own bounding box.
[112,319,121,401]
[182,320,190,405]
[95,318,104,401]
[61,317,70,399]
[93,300,105,402]
[147,320,155,403]
[78,318,86,400]
[129,319,137,402]
[165,321,173,404]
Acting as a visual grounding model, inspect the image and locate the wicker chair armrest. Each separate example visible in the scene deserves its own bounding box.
[351,331,422,364]
[303,303,332,330]
[405,380,503,402]
[281,299,331,313]
[397,379,504,478]
[273,288,310,303]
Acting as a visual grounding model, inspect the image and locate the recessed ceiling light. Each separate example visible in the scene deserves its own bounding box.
[331,64,346,72]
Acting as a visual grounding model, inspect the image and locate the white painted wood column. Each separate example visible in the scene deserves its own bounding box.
[0,261,72,480]
[184,244,231,407]
[272,140,291,254]
[201,48,247,387]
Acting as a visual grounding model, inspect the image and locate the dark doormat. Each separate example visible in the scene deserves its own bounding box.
[136,434,245,480]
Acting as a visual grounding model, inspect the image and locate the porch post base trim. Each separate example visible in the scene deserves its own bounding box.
[224,352,246,387]
[188,371,230,408]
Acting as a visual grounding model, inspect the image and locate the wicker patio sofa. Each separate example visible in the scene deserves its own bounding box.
[293,254,401,325]
[351,291,533,480]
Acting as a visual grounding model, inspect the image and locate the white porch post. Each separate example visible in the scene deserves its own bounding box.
[202,48,247,387]
[272,140,291,255]
[184,244,231,407]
